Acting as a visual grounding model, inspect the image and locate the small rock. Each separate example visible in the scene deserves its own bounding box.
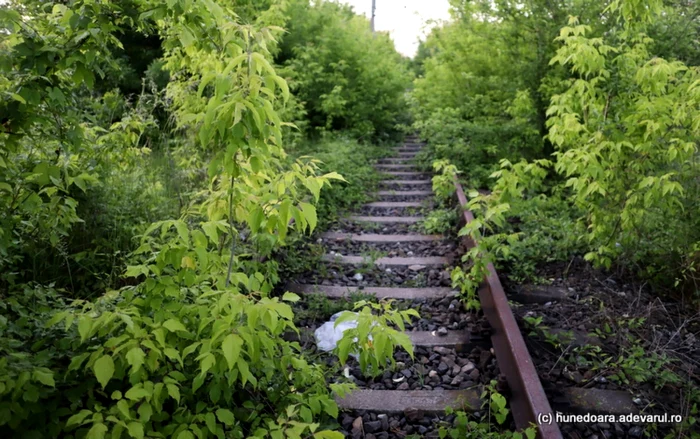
[353,273,364,281]
[407,251,414,256]
[613,423,625,436]
[341,414,355,430]
[428,370,438,378]
[364,421,382,433]
[437,362,449,374]
[437,327,448,336]
[352,416,363,432]
[452,365,461,375]
[469,369,480,380]
[401,369,412,378]
[450,375,463,386]
[408,264,426,271]
[433,346,451,355]
[479,350,493,369]
[461,362,475,374]
[385,268,392,273]
[378,414,389,431]
[397,382,410,390]
[628,426,644,438]
[633,398,643,405]
[404,407,424,422]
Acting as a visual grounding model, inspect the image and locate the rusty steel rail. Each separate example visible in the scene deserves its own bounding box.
[453,178,563,439]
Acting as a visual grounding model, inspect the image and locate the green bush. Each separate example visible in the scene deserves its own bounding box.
[289,136,387,228]
[498,195,585,282]
[278,0,412,140]
[412,0,700,295]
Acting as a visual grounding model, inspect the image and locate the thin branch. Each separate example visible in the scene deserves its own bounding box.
[224,174,236,288]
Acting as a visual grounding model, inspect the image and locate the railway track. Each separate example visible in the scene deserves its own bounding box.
[287,137,635,438]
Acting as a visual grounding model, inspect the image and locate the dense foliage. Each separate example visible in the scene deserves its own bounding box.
[0,0,411,437]
[412,0,700,294]
[277,1,412,139]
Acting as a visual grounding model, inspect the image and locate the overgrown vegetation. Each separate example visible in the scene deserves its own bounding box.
[414,1,699,437]
[0,0,411,437]
[413,0,700,297]
[288,137,387,228]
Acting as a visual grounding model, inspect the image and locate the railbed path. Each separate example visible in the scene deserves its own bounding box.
[288,137,490,438]
[287,138,641,438]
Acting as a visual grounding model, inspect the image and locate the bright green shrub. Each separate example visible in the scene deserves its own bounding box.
[0,1,359,437]
[277,0,412,139]
[547,3,700,288]
[335,301,418,378]
[288,136,386,228]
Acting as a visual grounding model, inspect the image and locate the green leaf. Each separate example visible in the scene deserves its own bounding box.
[304,178,321,202]
[163,319,187,333]
[176,431,195,439]
[247,206,265,233]
[138,402,153,422]
[125,386,150,401]
[127,422,144,439]
[10,93,26,104]
[221,333,243,370]
[45,311,68,328]
[202,222,219,243]
[322,400,338,418]
[321,171,346,182]
[393,332,414,358]
[32,369,55,387]
[167,383,181,403]
[174,220,190,245]
[78,317,92,342]
[314,432,344,439]
[215,408,235,426]
[282,292,301,302]
[86,423,108,439]
[93,355,115,389]
[66,409,92,427]
[126,347,145,372]
[205,412,217,432]
[299,202,317,232]
[179,27,195,47]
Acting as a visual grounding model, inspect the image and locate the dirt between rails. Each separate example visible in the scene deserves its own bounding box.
[356,205,436,218]
[502,258,700,439]
[378,172,431,181]
[371,194,433,202]
[297,264,453,289]
[329,222,423,235]
[322,238,458,259]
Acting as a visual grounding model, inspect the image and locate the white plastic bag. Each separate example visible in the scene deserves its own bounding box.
[314,311,358,352]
